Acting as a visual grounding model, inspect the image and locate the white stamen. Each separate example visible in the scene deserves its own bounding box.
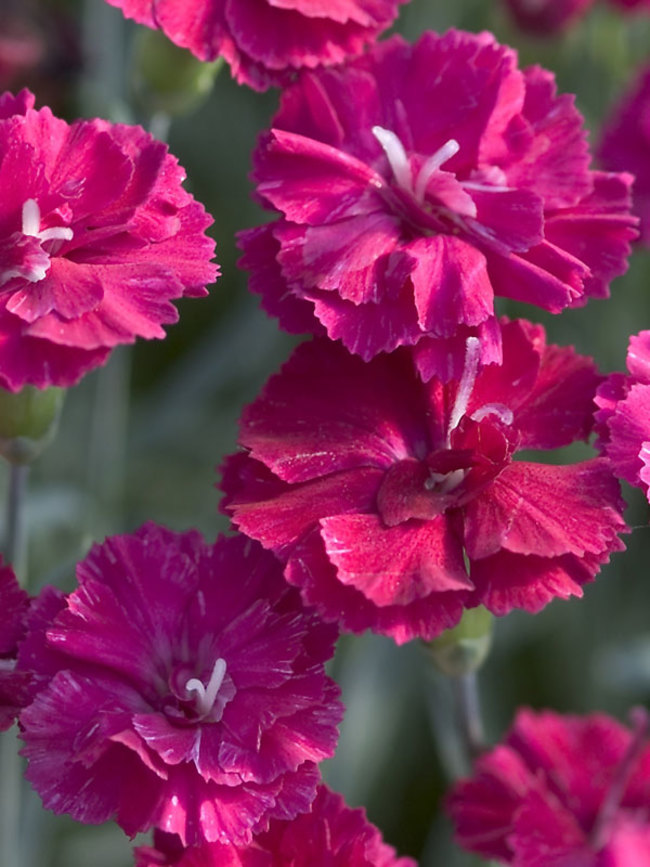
[372,126,413,193]
[22,199,73,244]
[185,657,227,718]
[471,403,514,426]
[414,138,460,202]
[447,337,481,441]
[0,659,16,672]
[22,199,41,236]
[425,468,466,493]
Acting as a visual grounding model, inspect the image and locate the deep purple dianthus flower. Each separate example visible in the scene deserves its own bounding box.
[599,65,650,247]
[18,525,342,846]
[0,561,29,730]
[135,785,416,866]
[0,89,218,391]
[104,0,405,92]
[595,330,650,501]
[240,29,637,381]
[221,318,627,644]
[447,707,650,866]
[503,0,595,35]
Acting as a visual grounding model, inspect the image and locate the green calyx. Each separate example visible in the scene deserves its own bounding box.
[0,386,65,465]
[132,29,223,117]
[426,606,494,678]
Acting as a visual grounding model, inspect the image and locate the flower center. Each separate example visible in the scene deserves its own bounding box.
[0,199,74,288]
[372,125,461,205]
[184,657,228,718]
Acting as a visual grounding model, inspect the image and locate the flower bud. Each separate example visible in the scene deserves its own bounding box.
[0,386,64,465]
[426,606,494,677]
[131,28,222,117]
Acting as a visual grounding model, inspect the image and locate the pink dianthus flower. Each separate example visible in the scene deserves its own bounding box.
[595,330,650,500]
[447,707,650,866]
[18,525,342,846]
[239,29,637,381]
[0,89,217,391]
[104,0,405,92]
[503,0,595,35]
[599,65,650,247]
[0,561,29,730]
[135,785,416,866]
[220,318,627,644]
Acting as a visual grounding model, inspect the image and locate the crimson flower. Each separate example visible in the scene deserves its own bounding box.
[595,330,650,501]
[221,318,627,644]
[0,561,29,730]
[599,65,650,247]
[104,0,405,92]
[239,29,637,381]
[0,89,217,391]
[135,785,416,866]
[18,525,342,846]
[503,0,595,35]
[447,708,650,866]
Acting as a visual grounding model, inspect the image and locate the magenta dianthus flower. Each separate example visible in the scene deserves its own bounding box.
[135,785,416,866]
[18,525,342,846]
[221,318,627,644]
[503,0,595,35]
[599,65,650,247]
[595,330,650,500]
[447,707,650,866]
[0,89,217,391]
[104,0,405,92]
[0,561,29,730]
[240,30,637,380]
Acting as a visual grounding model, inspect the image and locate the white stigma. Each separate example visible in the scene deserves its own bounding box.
[372,126,413,193]
[447,337,481,442]
[425,468,466,493]
[471,404,514,426]
[22,199,74,245]
[185,657,227,718]
[372,127,461,204]
[414,138,460,202]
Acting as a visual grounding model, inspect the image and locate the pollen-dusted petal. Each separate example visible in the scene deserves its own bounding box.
[464,459,626,561]
[238,339,429,484]
[320,513,470,606]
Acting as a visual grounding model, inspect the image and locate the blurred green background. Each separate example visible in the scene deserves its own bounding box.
[2,0,650,864]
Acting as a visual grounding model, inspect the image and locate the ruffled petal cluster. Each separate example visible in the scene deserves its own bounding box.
[595,330,650,500]
[135,785,416,866]
[221,318,627,644]
[447,708,650,866]
[0,89,218,390]
[18,525,342,846]
[104,0,405,92]
[239,30,637,380]
[599,65,650,247]
[0,561,30,730]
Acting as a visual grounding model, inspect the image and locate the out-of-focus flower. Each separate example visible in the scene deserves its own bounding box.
[0,89,218,391]
[135,785,416,866]
[447,707,650,866]
[595,330,650,500]
[19,526,342,846]
[221,319,627,644]
[0,561,29,730]
[600,65,650,247]
[0,22,43,90]
[239,30,637,381]
[503,0,595,35]
[104,0,405,92]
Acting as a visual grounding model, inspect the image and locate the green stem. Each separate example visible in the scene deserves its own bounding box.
[452,671,485,764]
[4,464,29,586]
